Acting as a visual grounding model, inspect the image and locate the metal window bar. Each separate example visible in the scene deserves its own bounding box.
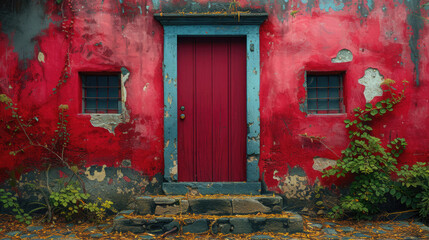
[307,74,344,114]
[82,75,121,113]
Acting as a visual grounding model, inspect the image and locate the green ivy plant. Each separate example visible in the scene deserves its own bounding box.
[0,189,32,224]
[393,162,429,219]
[323,79,408,219]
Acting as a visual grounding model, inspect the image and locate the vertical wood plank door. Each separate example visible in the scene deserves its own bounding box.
[177,37,247,182]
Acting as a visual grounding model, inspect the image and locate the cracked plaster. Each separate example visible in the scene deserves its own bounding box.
[312,157,337,172]
[358,68,384,102]
[331,49,353,63]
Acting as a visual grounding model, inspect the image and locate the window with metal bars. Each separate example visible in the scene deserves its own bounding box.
[306,73,345,114]
[82,74,121,113]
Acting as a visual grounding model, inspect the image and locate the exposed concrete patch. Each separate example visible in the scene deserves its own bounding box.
[331,49,353,63]
[358,68,384,103]
[89,67,130,134]
[313,157,337,172]
[85,165,107,182]
[90,114,126,134]
[275,167,311,200]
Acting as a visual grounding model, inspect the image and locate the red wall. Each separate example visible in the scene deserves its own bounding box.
[0,0,428,193]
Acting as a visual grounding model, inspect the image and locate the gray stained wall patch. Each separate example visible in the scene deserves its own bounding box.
[0,0,52,61]
[358,68,384,103]
[331,49,353,63]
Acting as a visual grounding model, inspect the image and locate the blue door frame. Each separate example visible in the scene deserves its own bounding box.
[155,14,267,194]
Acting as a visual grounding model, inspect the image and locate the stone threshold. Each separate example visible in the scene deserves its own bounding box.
[162,182,261,195]
[128,195,283,215]
[113,211,303,235]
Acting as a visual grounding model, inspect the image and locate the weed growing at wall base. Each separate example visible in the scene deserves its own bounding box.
[0,94,116,223]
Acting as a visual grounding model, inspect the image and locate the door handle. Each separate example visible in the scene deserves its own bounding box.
[180,114,186,120]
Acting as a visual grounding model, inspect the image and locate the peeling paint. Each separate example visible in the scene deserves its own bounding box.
[170,160,177,179]
[278,173,311,200]
[37,52,45,63]
[331,49,353,63]
[313,157,337,172]
[90,114,126,134]
[143,83,149,91]
[85,165,107,182]
[117,169,124,179]
[319,0,345,12]
[358,68,384,102]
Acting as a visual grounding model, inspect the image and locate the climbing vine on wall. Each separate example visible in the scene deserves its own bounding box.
[53,0,75,94]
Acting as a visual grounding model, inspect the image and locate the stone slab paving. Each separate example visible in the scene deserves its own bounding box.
[1,215,429,239]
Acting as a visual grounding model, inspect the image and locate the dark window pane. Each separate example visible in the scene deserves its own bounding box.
[98,76,108,86]
[329,75,340,87]
[85,76,97,86]
[318,88,328,98]
[308,99,317,110]
[308,88,317,98]
[86,99,96,109]
[108,101,118,110]
[329,88,340,98]
[86,88,97,97]
[109,76,119,86]
[98,99,107,109]
[317,76,329,87]
[99,88,108,98]
[109,88,119,98]
[318,99,328,110]
[307,76,317,87]
[330,99,340,110]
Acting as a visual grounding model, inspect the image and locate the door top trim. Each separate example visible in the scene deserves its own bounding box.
[154,13,268,26]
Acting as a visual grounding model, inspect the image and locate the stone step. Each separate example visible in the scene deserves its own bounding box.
[127,195,283,215]
[113,211,303,235]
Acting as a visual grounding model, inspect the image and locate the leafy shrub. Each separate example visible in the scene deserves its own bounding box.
[0,189,32,224]
[393,162,429,219]
[323,79,408,219]
[50,182,116,222]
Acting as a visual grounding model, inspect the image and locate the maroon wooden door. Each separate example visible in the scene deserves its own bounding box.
[177,37,247,182]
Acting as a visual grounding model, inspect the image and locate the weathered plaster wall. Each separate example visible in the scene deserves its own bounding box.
[0,0,428,202]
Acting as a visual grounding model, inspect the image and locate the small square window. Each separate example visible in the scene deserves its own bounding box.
[82,74,121,113]
[306,73,345,114]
